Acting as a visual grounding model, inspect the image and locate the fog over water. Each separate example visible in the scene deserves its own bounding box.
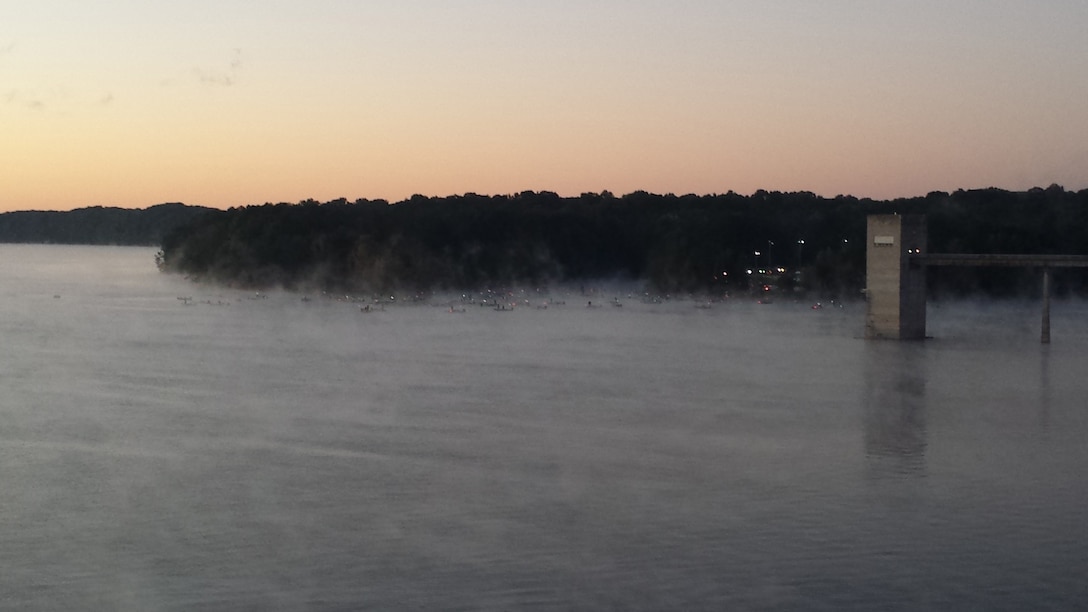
[1,245,1086,610]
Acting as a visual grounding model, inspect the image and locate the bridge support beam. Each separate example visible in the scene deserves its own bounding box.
[867,215,1088,342]
[864,215,928,340]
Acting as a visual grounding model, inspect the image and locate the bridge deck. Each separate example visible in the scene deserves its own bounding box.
[913,253,1088,268]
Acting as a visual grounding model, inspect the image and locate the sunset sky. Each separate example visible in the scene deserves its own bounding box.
[3,1,1087,212]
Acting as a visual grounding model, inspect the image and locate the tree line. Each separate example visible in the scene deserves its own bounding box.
[154,185,1088,298]
[0,203,213,246]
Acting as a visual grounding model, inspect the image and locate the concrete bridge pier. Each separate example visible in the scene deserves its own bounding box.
[864,214,928,340]
[864,214,1088,343]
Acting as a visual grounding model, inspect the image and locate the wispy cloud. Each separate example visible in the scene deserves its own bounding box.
[4,87,114,112]
[2,90,44,110]
[0,43,13,55]
[196,48,243,87]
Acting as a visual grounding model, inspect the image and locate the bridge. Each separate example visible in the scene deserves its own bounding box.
[864,215,1088,343]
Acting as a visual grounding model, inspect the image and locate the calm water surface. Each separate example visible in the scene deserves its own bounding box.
[0,245,1085,610]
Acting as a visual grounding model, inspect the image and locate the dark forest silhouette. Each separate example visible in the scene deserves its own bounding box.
[152,185,1088,298]
[0,203,213,246]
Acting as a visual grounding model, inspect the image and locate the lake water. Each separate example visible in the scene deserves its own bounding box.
[0,245,1085,610]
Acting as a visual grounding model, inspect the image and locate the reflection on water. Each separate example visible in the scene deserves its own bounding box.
[1,246,1087,610]
[863,343,927,478]
[1038,348,1051,429]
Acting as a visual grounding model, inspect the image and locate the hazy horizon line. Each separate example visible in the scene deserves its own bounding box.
[7,183,1081,215]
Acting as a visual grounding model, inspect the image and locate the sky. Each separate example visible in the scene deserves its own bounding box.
[3,1,1087,212]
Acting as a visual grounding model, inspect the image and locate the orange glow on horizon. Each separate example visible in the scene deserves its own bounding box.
[3,2,1087,212]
